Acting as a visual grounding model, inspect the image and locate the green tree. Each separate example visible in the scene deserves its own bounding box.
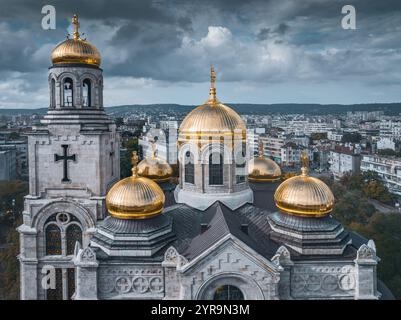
[120,137,139,178]
[341,132,362,143]
[0,219,20,300]
[310,132,327,141]
[0,181,26,300]
[8,131,20,140]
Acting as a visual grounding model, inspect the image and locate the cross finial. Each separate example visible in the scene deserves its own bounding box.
[131,151,139,177]
[72,14,80,40]
[209,66,217,102]
[258,139,264,157]
[301,150,309,176]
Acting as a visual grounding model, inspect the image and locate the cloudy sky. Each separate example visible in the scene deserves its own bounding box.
[0,0,401,108]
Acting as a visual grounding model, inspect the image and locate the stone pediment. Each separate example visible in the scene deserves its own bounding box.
[175,236,281,300]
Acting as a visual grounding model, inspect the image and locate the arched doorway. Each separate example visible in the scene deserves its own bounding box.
[213,285,244,300]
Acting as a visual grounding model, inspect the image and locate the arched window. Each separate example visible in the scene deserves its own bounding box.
[213,285,244,300]
[44,213,82,256]
[184,151,194,184]
[50,79,56,108]
[209,153,223,185]
[63,77,74,107]
[45,224,62,255]
[66,224,82,255]
[82,79,91,107]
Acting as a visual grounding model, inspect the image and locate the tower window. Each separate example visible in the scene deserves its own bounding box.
[45,224,62,255]
[184,151,194,184]
[63,77,74,107]
[50,78,56,108]
[209,153,223,185]
[82,79,91,107]
[236,142,246,183]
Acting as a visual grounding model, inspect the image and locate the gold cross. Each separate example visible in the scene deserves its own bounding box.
[72,14,80,40]
[300,150,309,176]
[131,151,139,176]
[258,139,264,157]
[210,66,216,88]
[209,66,217,101]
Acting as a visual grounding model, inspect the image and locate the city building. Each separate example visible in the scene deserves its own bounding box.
[280,142,304,167]
[361,155,401,196]
[377,137,396,151]
[380,120,401,140]
[327,131,343,142]
[0,140,28,179]
[259,135,285,164]
[0,146,16,181]
[329,147,361,180]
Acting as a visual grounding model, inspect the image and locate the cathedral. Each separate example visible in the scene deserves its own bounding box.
[18,15,382,300]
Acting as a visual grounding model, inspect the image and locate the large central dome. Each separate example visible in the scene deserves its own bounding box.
[179,67,246,137]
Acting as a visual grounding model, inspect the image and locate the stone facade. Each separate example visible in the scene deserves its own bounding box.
[71,224,379,300]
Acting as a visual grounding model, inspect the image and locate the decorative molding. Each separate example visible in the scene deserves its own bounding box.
[271,245,292,267]
[356,244,377,261]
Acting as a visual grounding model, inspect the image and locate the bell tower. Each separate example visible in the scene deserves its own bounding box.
[18,14,120,300]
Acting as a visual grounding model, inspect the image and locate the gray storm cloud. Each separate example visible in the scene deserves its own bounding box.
[0,0,401,108]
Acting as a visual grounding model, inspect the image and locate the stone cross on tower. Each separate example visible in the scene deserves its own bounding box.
[54,144,76,182]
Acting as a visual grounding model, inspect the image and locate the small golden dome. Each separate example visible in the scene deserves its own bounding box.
[274,152,334,217]
[248,140,281,182]
[106,152,165,219]
[51,15,101,67]
[138,143,173,183]
[179,67,246,138]
[249,157,281,182]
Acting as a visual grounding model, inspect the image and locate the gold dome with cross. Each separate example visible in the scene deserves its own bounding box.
[106,151,165,219]
[274,151,334,217]
[248,139,281,182]
[51,14,101,67]
[137,142,173,183]
[179,67,246,140]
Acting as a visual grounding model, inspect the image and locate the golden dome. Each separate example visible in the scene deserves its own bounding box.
[274,152,334,217]
[138,143,173,183]
[51,15,101,67]
[248,140,281,182]
[249,157,281,182]
[106,152,165,219]
[179,67,246,138]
